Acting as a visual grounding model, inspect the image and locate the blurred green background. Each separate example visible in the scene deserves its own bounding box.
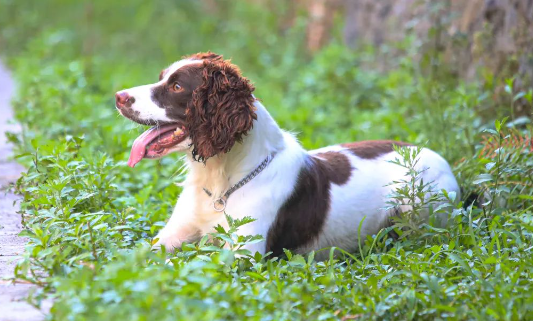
[5,0,527,162]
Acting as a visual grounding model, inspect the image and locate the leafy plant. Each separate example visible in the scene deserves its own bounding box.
[386,145,455,238]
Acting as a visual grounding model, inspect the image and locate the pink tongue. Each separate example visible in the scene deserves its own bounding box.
[127,124,178,168]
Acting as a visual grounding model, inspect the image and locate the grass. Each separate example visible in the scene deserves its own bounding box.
[1,0,533,320]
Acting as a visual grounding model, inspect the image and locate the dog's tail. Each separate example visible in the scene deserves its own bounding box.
[462,188,481,209]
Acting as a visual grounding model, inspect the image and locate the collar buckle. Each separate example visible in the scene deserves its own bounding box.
[213,197,226,212]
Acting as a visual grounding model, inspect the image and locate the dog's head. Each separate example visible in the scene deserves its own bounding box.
[115,52,257,167]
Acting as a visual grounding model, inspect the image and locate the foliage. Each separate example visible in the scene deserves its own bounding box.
[0,0,532,320]
[386,145,454,238]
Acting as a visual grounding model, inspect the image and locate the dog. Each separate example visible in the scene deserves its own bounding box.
[115,52,460,258]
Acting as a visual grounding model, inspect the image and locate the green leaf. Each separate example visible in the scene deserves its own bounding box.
[246,272,267,281]
[483,256,498,264]
[473,174,493,185]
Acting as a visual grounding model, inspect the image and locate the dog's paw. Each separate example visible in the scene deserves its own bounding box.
[151,231,183,252]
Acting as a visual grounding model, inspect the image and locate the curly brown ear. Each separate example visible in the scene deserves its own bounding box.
[186,58,257,162]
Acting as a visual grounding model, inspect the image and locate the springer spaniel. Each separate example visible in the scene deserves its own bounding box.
[115,52,460,258]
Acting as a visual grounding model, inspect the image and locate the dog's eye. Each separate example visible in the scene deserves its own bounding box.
[173,83,181,91]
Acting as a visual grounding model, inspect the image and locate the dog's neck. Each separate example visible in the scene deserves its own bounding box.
[186,101,286,197]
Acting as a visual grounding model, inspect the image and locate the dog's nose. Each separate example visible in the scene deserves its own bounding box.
[115,92,135,109]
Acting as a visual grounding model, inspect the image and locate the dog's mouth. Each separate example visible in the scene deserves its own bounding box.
[128,123,188,167]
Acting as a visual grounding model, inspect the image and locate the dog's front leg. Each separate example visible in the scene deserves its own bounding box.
[152,188,200,251]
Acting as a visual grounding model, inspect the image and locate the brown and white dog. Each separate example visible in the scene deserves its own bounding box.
[115,52,460,258]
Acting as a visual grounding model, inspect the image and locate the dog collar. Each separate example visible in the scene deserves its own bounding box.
[202,153,275,212]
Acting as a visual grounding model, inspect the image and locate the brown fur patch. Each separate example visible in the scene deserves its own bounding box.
[314,151,352,185]
[266,152,352,257]
[342,140,412,159]
[151,64,204,122]
[159,68,166,81]
[185,51,223,62]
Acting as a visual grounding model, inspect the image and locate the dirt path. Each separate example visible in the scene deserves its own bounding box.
[0,62,50,321]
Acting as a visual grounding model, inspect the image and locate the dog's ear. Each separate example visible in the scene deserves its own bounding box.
[186,58,257,162]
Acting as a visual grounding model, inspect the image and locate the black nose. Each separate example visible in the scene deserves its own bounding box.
[115,92,135,109]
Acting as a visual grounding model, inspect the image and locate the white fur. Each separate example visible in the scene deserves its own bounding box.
[153,100,460,257]
[122,59,461,258]
[302,147,458,255]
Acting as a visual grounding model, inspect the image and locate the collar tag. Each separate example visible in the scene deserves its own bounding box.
[213,197,226,212]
